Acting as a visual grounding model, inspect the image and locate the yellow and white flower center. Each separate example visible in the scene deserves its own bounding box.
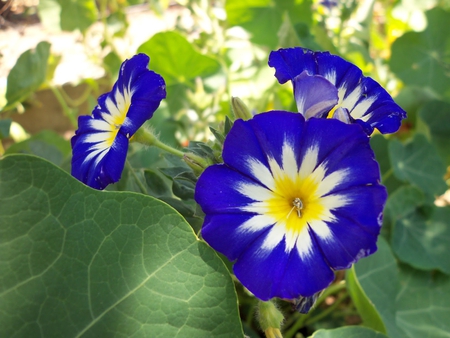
[237,142,350,256]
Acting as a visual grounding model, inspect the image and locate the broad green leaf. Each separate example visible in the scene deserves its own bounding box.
[354,238,407,338]
[392,205,450,274]
[59,0,98,32]
[388,134,447,197]
[0,155,243,338]
[389,7,450,98]
[4,130,71,167]
[4,42,51,111]
[309,326,389,338]
[137,31,221,86]
[397,265,450,338]
[419,100,450,165]
[385,186,424,222]
[346,266,386,334]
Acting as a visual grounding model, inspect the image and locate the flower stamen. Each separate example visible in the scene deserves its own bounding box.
[287,197,303,219]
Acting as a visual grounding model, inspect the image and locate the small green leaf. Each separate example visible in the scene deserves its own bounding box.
[0,155,243,337]
[370,135,402,194]
[392,205,450,274]
[38,0,62,31]
[0,119,12,138]
[5,130,70,166]
[419,100,450,165]
[389,7,450,98]
[346,266,386,334]
[4,42,51,111]
[143,169,171,197]
[309,326,389,338]
[354,238,408,338]
[59,0,98,32]
[209,126,225,144]
[138,31,221,86]
[388,134,447,197]
[225,0,281,48]
[396,265,450,338]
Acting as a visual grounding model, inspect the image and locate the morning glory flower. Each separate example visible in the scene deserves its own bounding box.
[71,54,166,189]
[195,111,387,303]
[269,47,406,134]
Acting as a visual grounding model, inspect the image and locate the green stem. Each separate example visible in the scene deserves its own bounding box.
[125,160,147,194]
[283,282,346,338]
[303,292,349,327]
[0,140,4,156]
[382,167,393,183]
[132,128,185,158]
[56,84,92,107]
[49,85,77,127]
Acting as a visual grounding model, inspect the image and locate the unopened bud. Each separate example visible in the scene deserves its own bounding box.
[231,97,253,121]
[258,300,284,338]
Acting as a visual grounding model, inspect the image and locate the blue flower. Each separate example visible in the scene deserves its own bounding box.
[269,47,406,134]
[195,111,387,302]
[71,54,166,190]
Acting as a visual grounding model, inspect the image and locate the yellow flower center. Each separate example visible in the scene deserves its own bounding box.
[105,90,132,147]
[266,170,326,234]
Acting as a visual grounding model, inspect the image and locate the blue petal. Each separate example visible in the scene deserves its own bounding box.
[195,111,387,301]
[223,111,305,182]
[71,53,166,190]
[233,227,334,300]
[72,132,128,190]
[269,47,406,134]
[194,164,261,214]
[293,72,338,119]
[202,213,270,261]
[268,48,319,84]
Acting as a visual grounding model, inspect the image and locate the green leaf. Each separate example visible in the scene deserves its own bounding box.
[388,134,447,197]
[389,7,450,98]
[370,135,402,194]
[418,100,450,165]
[0,118,12,138]
[38,0,62,31]
[4,130,71,167]
[143,169,172,197]
[4,42,51,111]
[225,0,313,48]
[392,205,450,274]
[354,238,408,338]
[385,186,424,222]
[346,266,386,334]
[225,0,280,48]
[309,326,389,338]
[59,0,98,32]
[396,266,450,338]
[137,31,221,86]
[5,130,72,166]
[0,155,243,337]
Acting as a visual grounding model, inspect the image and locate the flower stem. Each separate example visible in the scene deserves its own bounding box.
[132,128,185,158]
[382,167,393,183]
[49,85,77,127]
[283,281,346,338]
[303,292,349,327]
[125,160,147,195]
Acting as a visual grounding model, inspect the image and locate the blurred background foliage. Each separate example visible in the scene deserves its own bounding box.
[1,0,450,337]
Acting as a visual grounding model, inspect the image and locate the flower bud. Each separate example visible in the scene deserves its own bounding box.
[231,97,253,121]
[258,300,284,338]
